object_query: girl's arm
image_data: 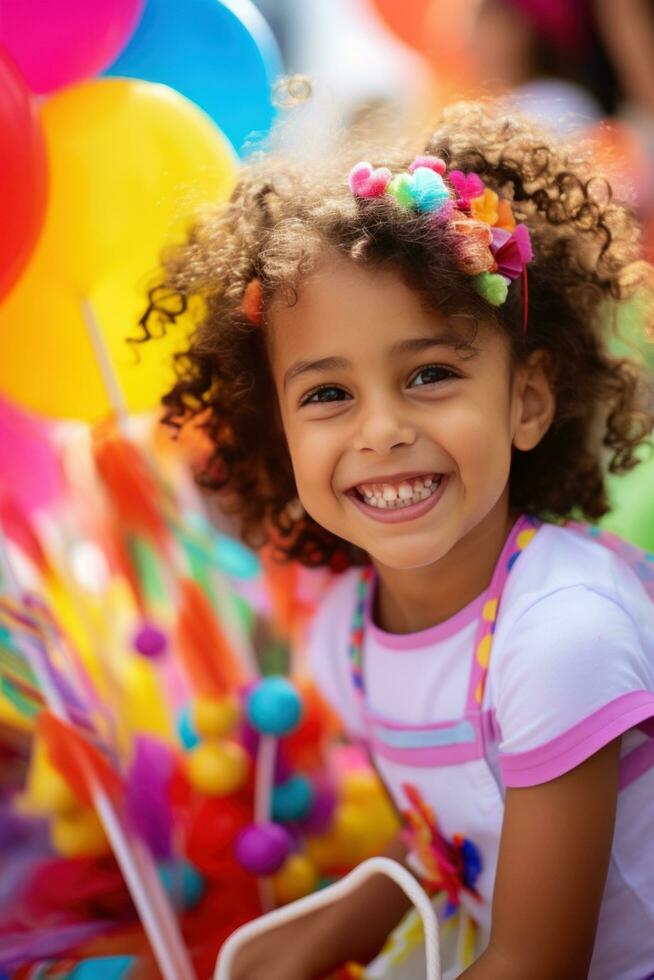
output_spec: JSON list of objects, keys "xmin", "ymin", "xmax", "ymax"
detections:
[
  {"xmin": 460, "ymin": 737, "xmax": 622, "ymax": 980},
  {"xmin": 230, "ymin": 833, "xmax": 412, "ymax": 980}
]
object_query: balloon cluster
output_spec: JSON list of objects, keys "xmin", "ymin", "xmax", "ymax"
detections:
[{"xmin": 0, "ymin": 0, "xmax": 282, "ymax": 423}]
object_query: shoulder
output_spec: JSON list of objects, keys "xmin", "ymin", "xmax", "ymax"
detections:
[
  {"xmin": 498, "ymin": 521, "xmax": 654, "ymax": 630},
  {"xmin": 306, "ymin": 567, "xmax": 365, "ymax": 737},
  {"xmin": 488, "ymin": 523, "xmax": 654, "ymax": 785}
]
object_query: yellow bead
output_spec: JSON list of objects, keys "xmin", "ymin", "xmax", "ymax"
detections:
[
  {"xmin": 306, "ymin": 803, "xmax": 371, "ymax": 871},
  {"xmin": 193, "ymin": 696, "xmax": 241, "ymax": 738},
  {"xmin": 273, "ymin": 854, "xmax": 319, "ymax": 904},
  {"xmin": 51, "ymin": 808, "xmax": 110, "ymax": 858},
  {"xmin": 186, "ymin": 740, "xmax": 249, "ymax": 796},
  {"xmin": 340, "ymin": 770, "xmax": 380, "ymax": 805}
]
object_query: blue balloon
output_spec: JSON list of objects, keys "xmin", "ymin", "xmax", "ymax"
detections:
[{"xmin": 104, "ymin": 0, "xmax": 283, "ymax": 153}]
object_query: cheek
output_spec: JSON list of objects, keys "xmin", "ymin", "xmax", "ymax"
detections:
[
  {"xmin": 443, "ymin": 387, "xmax": 514, "ymax": 480},
  {"xmin": 283, "ymin": 422, "xmax": 338, "ymax": 498}
]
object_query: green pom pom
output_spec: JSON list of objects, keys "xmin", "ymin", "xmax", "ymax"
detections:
[
  {"xmin": 387, "ymin": 173, "xmax": 414, "ymax": 208},
  {"xmin": 474, "ymin": 272, "xmax": 509, "ymax": 306}
]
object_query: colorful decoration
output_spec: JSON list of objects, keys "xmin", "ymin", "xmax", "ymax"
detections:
[
  {"xmin": 402, "ymin": 783, "xmax": 482, "ymax": 914},
  {"xmin": 348, "ymin": 156, "xmax": 533, "ymax": 309}
]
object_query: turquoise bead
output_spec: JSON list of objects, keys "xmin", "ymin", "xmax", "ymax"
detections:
[
  {"xmin": 71, "ymin": 957, "xmax": 135, "ymax": 979},
  {"xmin": 272, "ymin": 774, "xmax": 314, "ymax": 822},
  {"xmin": 246, "ymin": 676, "xmax": 302, "ymax": 736},
  {"xmin": 158, "ymin": 859, "xmax": 205, "ymax": 910},
  {"xmin": 177, "ymin": 702, "xmax": 200, "ymax": 750}
]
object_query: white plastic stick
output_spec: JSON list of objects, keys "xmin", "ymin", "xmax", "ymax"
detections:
[
  {"xmin": 214, "ymin": 856, "xmax": 441, "ymax": 980},
  {"xmin": 80, "ymin": 297, "xmax": 130, "ymax": 435},
  {"xmin": 253, "ymin": 733, "xmax": 278, "ymax": 913}
]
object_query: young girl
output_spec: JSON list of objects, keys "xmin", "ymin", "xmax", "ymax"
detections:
[{"xmin": 142, "ymin": 99, "xmax": 654, "ymax": 978}]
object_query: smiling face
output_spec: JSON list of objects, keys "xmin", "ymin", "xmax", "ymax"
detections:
[{"xmin": 268, "ymin": 253, "xmax": 547, "ymax": 572}]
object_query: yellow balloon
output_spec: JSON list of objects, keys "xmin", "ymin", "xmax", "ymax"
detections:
[{"xmin": 0, "ymin": 78, "xmax": 237, "ymax": 422}]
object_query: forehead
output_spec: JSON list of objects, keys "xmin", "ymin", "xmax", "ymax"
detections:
[{"xmin": 268, "ymin": 255, "xmax": 468, "ymax": 365}]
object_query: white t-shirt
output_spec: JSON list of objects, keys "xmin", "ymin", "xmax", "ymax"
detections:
[{"xmin": 308, "ymin": 522, "xmax": 654, "ymax": 979}]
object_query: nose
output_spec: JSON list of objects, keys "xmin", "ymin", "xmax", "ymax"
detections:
[{"xmin": 352, "ymin": 397, "xmax": 416, "ymax": 455}]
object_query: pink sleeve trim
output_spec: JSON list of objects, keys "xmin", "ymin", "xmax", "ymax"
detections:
[{"xmin": 500, "ymin": 690, "xmax": 654, "ymax": 787}]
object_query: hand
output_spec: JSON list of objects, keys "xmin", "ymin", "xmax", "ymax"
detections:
[{"xmin": 229, "ymin": 911, "xmax": 323, "ymax": 980}]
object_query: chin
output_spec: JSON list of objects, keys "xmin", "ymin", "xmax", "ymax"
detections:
[{"xmin": 368, "ymin": 541, "xmax": 451, "ymax": 572}]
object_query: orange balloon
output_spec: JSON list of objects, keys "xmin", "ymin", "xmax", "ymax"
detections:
[{"xmin": 371, "ymin": 0, "xmax": 478, "ymax": 87}]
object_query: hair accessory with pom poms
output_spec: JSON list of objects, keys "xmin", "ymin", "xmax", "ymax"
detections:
[
  {"xmin": 241, "ymin": 278, "xmax": 263, "ymax": 326},
  {"xmin": 347, "ymin": 156, "xmax": 532, "ymax": 330}
]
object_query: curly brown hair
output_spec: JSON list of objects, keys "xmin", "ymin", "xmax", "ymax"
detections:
[{"xmin": 136, "ymin": 98, "xmax": 654, "ymax": 570}]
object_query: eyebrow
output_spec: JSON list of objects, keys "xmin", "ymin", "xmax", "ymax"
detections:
[{"xmin": 283, "ymin": 333, "xmax": 470, "ymax": 390}]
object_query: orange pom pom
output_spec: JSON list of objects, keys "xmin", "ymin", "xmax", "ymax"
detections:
[
  {"xmin": 496, "ymin": 199, "xmax": 516, "ymax": 231},
  {"xmin": 241, "ymin": 278, "xmax": 263, "ymax": 326},
  {"xmin": 470, "ymin": 187, "xmax": 499, "ymax": 226}
]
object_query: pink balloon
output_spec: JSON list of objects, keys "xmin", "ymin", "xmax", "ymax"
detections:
[
  {"xmin": 0, "ymin": 0, "xmax": 146, "ymax": 94},
  {"xmin": 0, "ymin": 395, "xmax": 63, "ymax": 513}
]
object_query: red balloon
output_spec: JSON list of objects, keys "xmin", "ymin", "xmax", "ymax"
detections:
[{"xmin": 0, "ymin": 48, "xmax": 47, "ymax": 303}]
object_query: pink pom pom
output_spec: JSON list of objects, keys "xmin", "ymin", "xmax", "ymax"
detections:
[
  {"xmin": 348, "ymin": 161, "xmax": 392, "ymax": 198},
  {"xmin": 448, "ymin": 171, "xmax": 484, "ymax": 209},
  {"xmin": 408, "ymin": 155, "xmax": 446, "ymax": 175}
]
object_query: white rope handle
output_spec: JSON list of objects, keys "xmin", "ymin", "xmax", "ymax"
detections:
[{"xmin": 214, "ymin": 855, "xmax": 441, "ymax": 980}]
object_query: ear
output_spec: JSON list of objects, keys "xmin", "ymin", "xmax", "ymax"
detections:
[{"xmin": 512, "ymin": 349, "xmax": 556, "ymax": 451}]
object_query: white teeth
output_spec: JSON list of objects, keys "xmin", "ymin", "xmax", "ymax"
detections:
[
  {"xmin": 354, "ymin": 474, "xmax": 443, "ymax": 511},
  {"xmin": 354, "ymin": 474, "xmax": 442, "ymax": 510}
]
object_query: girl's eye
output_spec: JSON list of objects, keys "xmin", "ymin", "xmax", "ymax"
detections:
[
  {"xmin": 300, "ymin": 384, "xmax": 350, "ymax": 406},
  {"xmin": 408, "ymin": 364, "xmax": 458, "ymax": 387}
]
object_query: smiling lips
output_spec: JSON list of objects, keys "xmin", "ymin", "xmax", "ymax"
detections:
[{"xmin": 353, "ymin": 473, "xmax": 442, "ymax": 510}]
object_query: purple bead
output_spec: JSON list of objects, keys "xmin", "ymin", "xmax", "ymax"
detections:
[
  {"xmin": 299, "ymin": 781, "xmax": 337, "ymax": 835},
  {"xmin": 133, "ymin": 622, "xmax": 168, "ymax": 659},
  {"xmin": 234, "ymin": 822, "xmax": 291, "ymax": 875}
]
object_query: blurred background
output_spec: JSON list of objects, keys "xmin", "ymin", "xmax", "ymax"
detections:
[{"xmin": 0, "ymin": 1, "xmax": 653, "ymax": 978}]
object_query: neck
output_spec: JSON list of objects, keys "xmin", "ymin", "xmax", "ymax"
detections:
[{"xmin": 373, "ymin": 495, "xmax": 517, "ymax": 634}]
